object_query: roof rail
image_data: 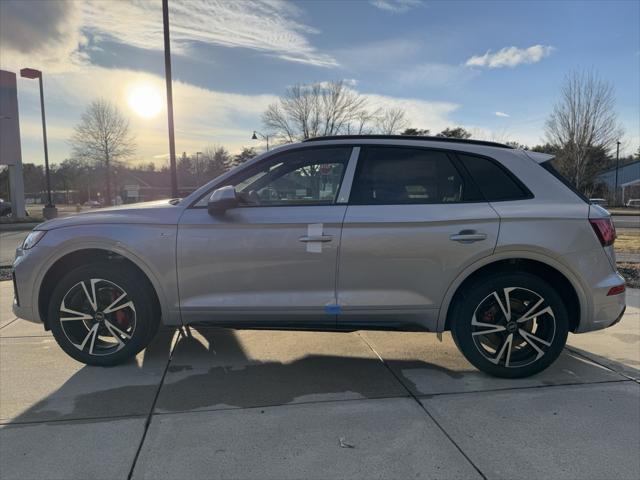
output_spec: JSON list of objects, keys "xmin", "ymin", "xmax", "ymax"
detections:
[{"xmin": 302, "ymin": 135, "xmax": 515, "ymax": 149}]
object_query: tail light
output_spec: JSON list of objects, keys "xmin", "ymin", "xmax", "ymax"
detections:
[{"xmin": 589, "ymin": 218, "xmax": 616, "ymax": 247}]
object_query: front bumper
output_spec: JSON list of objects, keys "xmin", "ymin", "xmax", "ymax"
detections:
[
  {"xmin": 12, "ymin": 297, "xmax": 37, "ymax": 324},
  {"xmin": 11, "ymin": 246, "xmax": 43, "ymax": 325}
]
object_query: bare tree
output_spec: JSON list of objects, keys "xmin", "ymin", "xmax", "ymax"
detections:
[
  {"xmin": 376, "ymin": 108, "xmax": 409, "ymax": 135},
  {"xmin": 201, "ymin": 144, "xmax": 231, "ymax": 178},
  {"xmin": 263, "ymin": 80, "xmax": 391, "ymax": 142},
  {"xmin": 69, "ymin": 99, "xmax": 135, "ymax": 205},
  {"xmin": 545, "ymin": 70, "xmax": 623, "ymax": 191}
]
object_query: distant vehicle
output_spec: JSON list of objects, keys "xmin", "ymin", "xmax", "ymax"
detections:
[
  {"xmin": 0, "ymin": 199, "xmax": 12, "ymax": 217},
  {"xmin": 625, "ymin": 199, "xmax": 640, "ymax": 208},
  {"xmin": 83, "ymin": 200, "xmax": 102, "ymax": 208},
  {"xmin": 589, "ymin": 198, "xmax": 608, "ymax": 207},
  {"xmin": 11, "ymin": 136, "xmax": 626, "ymax": 378}
]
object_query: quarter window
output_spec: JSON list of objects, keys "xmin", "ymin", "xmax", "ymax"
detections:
[
  {"xmin": 458, "ymin": 154, "xmax": 531, "ymax": 201},
  {"xmin": 350, "ymin": 147, "xmax": 467, "ymax": 204}
]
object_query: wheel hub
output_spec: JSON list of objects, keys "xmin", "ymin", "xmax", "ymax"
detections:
[
  {"xmin": 94, "ymin": 311, "xmax": 105, "ymax": 323},
  {"xmin": 505, "ymin": 321, "xmax": 518, "ymax": 333}
]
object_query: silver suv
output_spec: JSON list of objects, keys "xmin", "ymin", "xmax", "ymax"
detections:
[{"xmin": 12, "ymin": 136, "xmax": 626, "ymax": 378}]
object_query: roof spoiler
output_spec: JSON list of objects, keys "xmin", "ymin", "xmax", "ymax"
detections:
[{"xmin": 524, "ymin": 151, "xmax": 554, "ymax": 164}]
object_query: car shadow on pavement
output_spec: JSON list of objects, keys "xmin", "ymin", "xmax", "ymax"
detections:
[
  {"xmin": 5, "ymin": 324, "xmax": 636, "ymax": 425},
  {"xmin": 5, "ymin": 326, "xmax": 414, "ymax": 424}
]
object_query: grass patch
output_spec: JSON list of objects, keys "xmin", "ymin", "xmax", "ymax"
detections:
[{"xmin": 616, "ymin": 233, "xmax": 640, "ymax": 254}]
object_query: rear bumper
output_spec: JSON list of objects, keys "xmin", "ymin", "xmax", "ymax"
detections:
[{"xmin": 575, "ymin": 272, "xmax": 626, "ymax": 333}]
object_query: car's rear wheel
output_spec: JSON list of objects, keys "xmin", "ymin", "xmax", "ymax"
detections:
[
  {"xmin": 48, "ymin": 263, "xmax": 159, "ymax": 366},
  {"xmin": 450, "ymin": 272, "xmax": 569, "ymax": 378}
]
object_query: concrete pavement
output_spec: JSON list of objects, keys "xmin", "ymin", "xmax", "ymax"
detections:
[{"xmin": 0, "ymin": 281, "xmax": 639, "ymax": 479}]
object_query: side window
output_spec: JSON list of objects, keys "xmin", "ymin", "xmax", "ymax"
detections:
[
  {"xmin": 350, "ymin": 147, "xmax": 466, "ymax": 205},
  {"xmin": 458, "ymin": 154, "xmax": 531, "ymax": 201},
  {"xmin": 235, "ymin": 147, "xmax": 351, "ymax": 206}
]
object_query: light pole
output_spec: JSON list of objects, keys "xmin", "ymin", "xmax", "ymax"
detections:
[
  {"xmin": 162, "ymin": 0, "xmax": 178, "ymax": 198},
  {"xmin": 20, "ymin": 68, "xmax": 57, "ymax": 219},
  {"xmin": 251, "ymin": 130, "xmax": 270, "ymax": 151},
  {"xmin": 195, "ymin": 151, "xmax": 202, "ymax": 177},
  {"xmin": 614, "ymin": 140, "xmax": 621, "ymax": 206}
]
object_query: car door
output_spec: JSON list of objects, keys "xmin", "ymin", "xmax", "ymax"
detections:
[
  {"xmin": 337, "ymin": 145, "xmax": 500, "ymax": 331},
  {"xmin": 177, "ymin": 146, "xmax": 356, "ymax": 326}
]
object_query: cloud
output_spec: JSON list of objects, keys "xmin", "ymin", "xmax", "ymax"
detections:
[
  {"xmin": 370, "ymin": 0, "xmax": 423, "ymax": 13},
  {"xmin": 0, "ymin": 0, "xmax": 337, "ymax": 72},
  {"xmin": 16, "ymin": 65, "xmax": 279, "ymax": 165},
  {"xmin": 0, "ymin": 0, "xmax": 87, "ymax": 72},
  {"xmin": 362, "ymin": 92, "xmax": 460, "ymax": 132},
  {"xmin": 465, "ymin": 45, "xmax": 554, "ymax": 68},
  {"xmin": 495, "ymin": 111, "xmax": 510, "ymax": 118},
  {"xmin": 82, "ymin": 0, "xmax": 337, "ymax": 67},
  {"xmin": 398, "ymin": 63, "xmax": 479, "ymax": 87}
]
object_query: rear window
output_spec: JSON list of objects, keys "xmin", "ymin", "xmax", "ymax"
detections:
[
  {"xmin": 458, "ymin": 154, "xmax": 532, "ymax": 201},
  {"xmin": 540, "ymin": 160, "xmax": 589, "ymax": 203}
]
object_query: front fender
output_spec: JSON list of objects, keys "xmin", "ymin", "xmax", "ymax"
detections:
[{"xmin": 27, "ymin": 224, "xmax": 180, "ymax": 326}]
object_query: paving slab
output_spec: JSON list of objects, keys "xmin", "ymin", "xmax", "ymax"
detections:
[
  {"xmin": 0, "ymin": 416, "xmax": 145, "ymax": 480},
  {"xmin": 133, "ymin": 397, "xmax": 482, "ymax": 480},
  {"xmin": 0, "ymin": 281, "xmax": 16, "ymax": 328},
  {"xmin": 360, "ymin": 331, "xmax": 626, "ymax": 396},
  {"xmin": 0, "ymin": 317, "xmax": 51, "ymax": 337},
  {"xmin": 422, "ymin": 382, "xmax": 640, "ymax": 480},
  {"xmin": 568, "ymin": 288, "xmax": 640, "ymax": 379},
  {"xmin": 0, "ymin": 329, "xmax": 176, "ymax": 423},
  {"xmin": 155, "ymin": 327, "xmax": 406, "ymax": 413}
]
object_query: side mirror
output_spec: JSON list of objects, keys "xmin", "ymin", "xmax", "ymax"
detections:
[{"xmin": 208, "ymin": 186, "xmax": 239, "ymax": 215}]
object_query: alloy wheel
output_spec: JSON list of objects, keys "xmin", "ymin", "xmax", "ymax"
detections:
[
  {"xmin": 59, "ymin": 278, "xmax": 137, "ymax": 356},
  {"xmin": 470, "ymin": 287, "xmax": 556, "ymax": 368}
]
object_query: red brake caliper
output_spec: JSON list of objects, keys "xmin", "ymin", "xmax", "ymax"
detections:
[{"xmin": 112, "ymin": 291, "xmax": 130, "ymax": 329}]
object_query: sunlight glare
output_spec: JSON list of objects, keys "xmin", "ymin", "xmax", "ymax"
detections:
[{"xmin": 127, "ymin": 83, "xmax": 163, "ymax": 119}]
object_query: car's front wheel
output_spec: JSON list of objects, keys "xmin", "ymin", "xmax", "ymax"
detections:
[
  {"xmin": 450, "ymin": 271, "xmax": 569, "ymax": 378},
  {"xmin": 48, "ymin": 263, "xmax": 159, "ymax": 366}
]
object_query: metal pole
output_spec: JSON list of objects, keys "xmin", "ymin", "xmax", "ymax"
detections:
[
  {"xmin": 38, "ymin": 75, "xmax": 53, "ymax": 207},
  {"xmin": 266, "ymin": 135, "xmax": 269, "ymax": 151},
  {"xmin": 163, "ymin": 0, "xmax": 178, "ymax": 198},
  {"xmin": 614, "ymin": 141, "xmax": 620, "ymax": 207}
]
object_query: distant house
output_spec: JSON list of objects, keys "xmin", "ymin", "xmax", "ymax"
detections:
[
  {"xmin": 595, "ymin": 160, "xmax": 640, "ymax": 204},
  {"xmin": 118, "ymin": 170, "xmax": 199, "ymax": 203}
]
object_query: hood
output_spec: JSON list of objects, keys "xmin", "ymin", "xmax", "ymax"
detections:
[{"xmin": 36, "ymin": 199, "xmax": 184, "ymax": 231}]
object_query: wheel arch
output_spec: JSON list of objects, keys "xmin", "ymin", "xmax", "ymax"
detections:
[
  {"xmin": 439, "ymin": 252, "xmax": 586, "ymax": 333},
  {"xmin": 37, "ymin": 247, "xmax": 167, "ymax": 330}
]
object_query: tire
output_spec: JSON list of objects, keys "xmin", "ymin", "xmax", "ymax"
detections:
[
  {"xmin": 450, "ymin": 271, "xmax": 569, "ymax": 378},
  {"xmin": 48, "ymin": 262, "xmax": 159, "ymax": 366}
]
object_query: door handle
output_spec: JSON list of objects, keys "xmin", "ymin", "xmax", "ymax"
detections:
[
  {"xmin": 449, "ymin": 230, "xmax": 487, "ymax": 243},
  {"xmin": 299, "ymin": 235, "xmax": 333, "ymax": 243}
]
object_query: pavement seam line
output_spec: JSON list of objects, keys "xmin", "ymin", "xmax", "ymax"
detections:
[
  {"xmin": 356, "ymin": 332, "xmax": 488, "ymax": 480},
  {"xmin": 565, "ymin": 346, "xmax": 640, "ymax": 384},
  {"xmin": 0, "ymin": 317, "xmax": 19, "ymax": 330},
  {"xmin": 126, "ymin": 330, "xmax": 180, "ymax": 480},
  {"xmin": 414, "ymin": 378, "xmax": 634, "ymax": 399}
]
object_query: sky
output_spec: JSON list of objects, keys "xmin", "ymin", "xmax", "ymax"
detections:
[{"xmin": 0, "ymin": 0, "xmax": 638, "ymax": 169}]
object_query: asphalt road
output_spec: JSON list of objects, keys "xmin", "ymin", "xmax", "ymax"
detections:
[
  {"xmin": 0, "ymin": 281, "xmax": 638, "ymax": 479},
  {"xmin": 0, "ymin": 231, "xmax": 28, "ymax": 266},
  {"xmin": 613, "ymin": 215, "xmax": 640, "ymax": 229}
]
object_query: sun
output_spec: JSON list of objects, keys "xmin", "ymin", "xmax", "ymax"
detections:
[{"xmin": 127, "ymin": 83, "xmax": 163, "ymax": 119}]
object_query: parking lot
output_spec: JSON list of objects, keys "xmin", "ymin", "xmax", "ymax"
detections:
[{"xmin": 0, "ymin": 280, "xmax": 638, "ymax": 479}]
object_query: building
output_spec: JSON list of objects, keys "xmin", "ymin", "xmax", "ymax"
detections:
[{"xmin": 595, "ymin": 160, "xmax": 640, "ymax": 205}]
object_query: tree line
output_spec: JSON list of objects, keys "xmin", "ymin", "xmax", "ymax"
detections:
[{"xmin": 1, "ymin": 70, "xmax": 636, "ymax": 204}]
